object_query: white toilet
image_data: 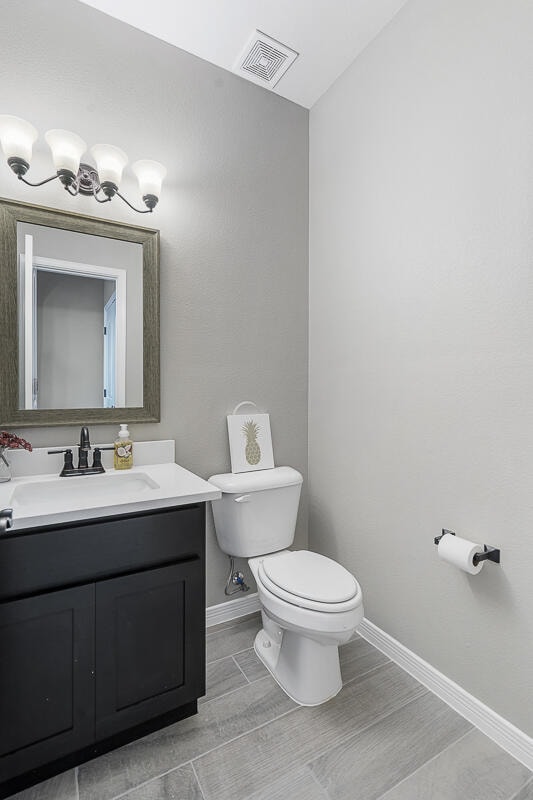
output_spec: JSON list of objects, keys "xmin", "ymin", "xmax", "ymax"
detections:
[{"xmin": 208, "ymin": 466, "xmax": 364, "ymax": 706}]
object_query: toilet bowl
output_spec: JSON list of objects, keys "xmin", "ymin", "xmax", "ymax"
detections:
[
  {"xmin": 208, "ymin": 467, "xmax": 364, "ymax": 706},
  {"xmin": 249, "ymin": 550, "xmax": 363, "ymax": 705}
]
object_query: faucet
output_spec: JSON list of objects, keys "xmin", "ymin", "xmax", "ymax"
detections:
[
  {"xmin": 48, "ymin": 426, "xmax": 114, "ymax": 477},
  {"xmin": 78, "ymin": 426, "xmax": 91, "ymax": 469}
]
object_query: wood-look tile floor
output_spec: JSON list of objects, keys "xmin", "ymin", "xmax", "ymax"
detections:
[{"xmin": 9, "ymin": 613, "xmax": 532, "ymax": 800}]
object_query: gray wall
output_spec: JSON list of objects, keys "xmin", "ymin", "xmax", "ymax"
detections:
[
  {"xmin": 309, "ymin": 0, "xmax": 533, "ymax": 735},
  {"xmin": 0, "ymin": 0, "xmax": 309, "ymax": 607}
]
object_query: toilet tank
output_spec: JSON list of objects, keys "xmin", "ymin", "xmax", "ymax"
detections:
[{"xmin": 208, "ymin": 467, "xmax": 303, "ymax": 558}]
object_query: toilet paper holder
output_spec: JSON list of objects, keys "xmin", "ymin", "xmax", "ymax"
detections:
[{"xmin": 434, "ymin": 529, "xmax": 501, "ymax": 566}]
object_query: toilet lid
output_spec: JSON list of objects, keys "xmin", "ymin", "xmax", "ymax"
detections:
[{"xmin": 261, "ymin": 550, "xmax": 357, "ymax": 604}]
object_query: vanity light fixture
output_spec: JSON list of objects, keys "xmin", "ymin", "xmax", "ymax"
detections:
[{"xmin": 0, "ymin": 115, "xmax": 166, "ymax": 213}]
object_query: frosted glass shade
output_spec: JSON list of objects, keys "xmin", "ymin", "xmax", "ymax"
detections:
[
  {"xmin": 131, "ymin": 159, "xmax": 166, "ymax": 198},
  {"xmin": 90, "ymin": 143, "xmax": 128, "ymax": 187},
  {"xmin": 45, "ymin": 129, "xmax": 86, "ymax": 175},
  {"xmin": 0, "ymin": 115, "xmax": 38, "ymax": 163}
]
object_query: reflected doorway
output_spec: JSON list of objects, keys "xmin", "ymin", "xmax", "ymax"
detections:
[{"xmin": 19, "ymin": 234, "xmax": 127, "ymax": 410}]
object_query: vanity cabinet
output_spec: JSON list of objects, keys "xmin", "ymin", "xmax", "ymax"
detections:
[
  {"xmin": 0, "ymin": 504, "xmax": 206, "ymax": 797},
  {"xmin": 0, "ymin": 585, "xmax": 95, "ymax": 776},
  {"xmin": 95, "ymin": 559, "xmax": 204, "ymax": 739}
]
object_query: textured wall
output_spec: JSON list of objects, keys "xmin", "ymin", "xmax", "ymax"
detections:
[
  {"xmin": 0, "ymin": 0, "xmax": 309, "ymax": 606},
  {"xmin": 310, "ymin": 0, "xmax": 533, "ymax": 735}
]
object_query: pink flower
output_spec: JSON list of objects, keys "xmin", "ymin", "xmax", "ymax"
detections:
[{"xmin": 0, "ymin": 431, "xmax": 32, "ymax": 452}]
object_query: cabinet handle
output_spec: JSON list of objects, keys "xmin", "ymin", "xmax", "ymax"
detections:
[
  {"xmin": 234, "ymin": 495, "xmax": 251, "ymax": 503},
  {"xmin": 0, "ymin": 508, "xmax": 13, "ymax": 533}
]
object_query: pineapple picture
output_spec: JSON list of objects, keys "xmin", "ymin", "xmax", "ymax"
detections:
[
  {"xmin": 242, "ymin": 419, "xmax": 261, "ymax": 465},
  {"xmin": 227, "ymin": 411, "xmax": 273, "ymax": 473}
]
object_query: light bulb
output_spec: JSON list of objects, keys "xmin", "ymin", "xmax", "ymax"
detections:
[
  {"xmin": 0, "ymin": 115, "xmax": 38, "ymax": 164},
  {"xmin": 90, "ymin": 143, "xmax": 128, "ymax": 188},
  {"xmin": 45, "ymin": 129, "xmax": 86, "ymax": 176},
  {"xmin": 131, "ymin": 159, "xmax": 167, "ymax": 200}
]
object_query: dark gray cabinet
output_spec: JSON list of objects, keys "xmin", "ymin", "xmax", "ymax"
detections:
[
  {"xmin": 0, "ymin": 585, "xmax": 95, "ymax": 781},
  {"xmin": 0, "ymin": 504, "xmax": 206, "ymax": 797},
  {"xmin": 95, "ymin": 559, "xmax": 204, "ymax": 739}
]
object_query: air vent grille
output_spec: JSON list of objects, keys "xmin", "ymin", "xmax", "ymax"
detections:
[{"xmin": 234, "ymin": 30, "xmax": 298, "ymax": 88}]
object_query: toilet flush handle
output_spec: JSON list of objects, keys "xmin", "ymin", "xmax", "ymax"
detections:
[{"xmin": 234, "ymin": 494, "xmax": 251, "ymax": 503}]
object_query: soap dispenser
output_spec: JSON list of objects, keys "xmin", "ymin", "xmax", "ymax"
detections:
[{"xmin": 114, "ymin": 424, "xmax": 133, "ymax": 470}]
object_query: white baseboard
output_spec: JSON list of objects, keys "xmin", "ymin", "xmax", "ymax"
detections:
[
  {"xmin": 358, "ymin": 618, "xmax": 533, "ymax": 771},
  {"xmin": 206, "ymin": 592, "xmax": 260, "ymax": 628},
  {"xmin": 204, "ymin": 601, "xmax": 532, "ymax": 769}
]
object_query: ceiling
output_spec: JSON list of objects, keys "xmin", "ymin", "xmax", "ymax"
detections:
[{"xmin": 79, "ymin": 0, "xmax": 407, "ymax": 108}]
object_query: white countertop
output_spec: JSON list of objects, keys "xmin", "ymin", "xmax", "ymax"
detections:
[{"xmin": 0, "ymin": 441, "xmax": 221, "ymax": 532}]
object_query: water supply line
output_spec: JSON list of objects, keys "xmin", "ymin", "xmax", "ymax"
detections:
[{"xmin": 224, "ymin": 555, "xmax": 250, "ymax": 596}]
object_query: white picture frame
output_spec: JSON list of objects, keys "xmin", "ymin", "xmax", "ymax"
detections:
[{"xmin": 227, "ymin": 412, "xmax": 274, "ymax": 473}]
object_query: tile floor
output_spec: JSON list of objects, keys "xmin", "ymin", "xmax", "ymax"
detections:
[{"xmin": 9, "ymin": 613, "xmax": 533, "ymax": 800}]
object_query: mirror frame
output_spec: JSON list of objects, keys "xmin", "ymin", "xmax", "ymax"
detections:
[{"xmin": 0, "ymin": 198, "xmax": 160, "ymax": 426}]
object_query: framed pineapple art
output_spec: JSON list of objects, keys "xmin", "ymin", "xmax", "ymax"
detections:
[{"xmin": 227, "ymin": 403, "xmax": 275, "ymax": 473}]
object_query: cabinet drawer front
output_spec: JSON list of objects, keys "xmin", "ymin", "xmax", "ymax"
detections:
[
  {"xmin": 0, "ymin": 505, "xmax": 205, "ymax": 601},
  {"xmin": 95, "ymin": 560, "xmax": 204, "ymax": 739},
  {"xmin": 0, "ymin": 585, "xmax": 95, "ymax": 782}
]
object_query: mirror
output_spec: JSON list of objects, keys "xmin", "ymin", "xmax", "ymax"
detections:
[
  {"xmin": 17, "ymin": 223, "xmax": 144, "ymax": 410},
  {"xmin": 0, "ymin": 198, "xmax": 160, "ymax": 426}
]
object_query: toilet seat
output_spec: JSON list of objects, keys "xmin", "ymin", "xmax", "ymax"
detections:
[{"xmin": 257, "ymin": 550, "xmax": 360, "ymax": 614}]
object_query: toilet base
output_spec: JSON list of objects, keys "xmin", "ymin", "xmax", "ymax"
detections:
[{"xmin": 254, "ymin": 626, "xmax": 343, "ymax": 706}]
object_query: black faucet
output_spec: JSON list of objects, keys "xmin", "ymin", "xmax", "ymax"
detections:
[
  {"xmin": 48, "ymin": 426, "xmax": 114, "ymax": 477},
  {"xmin": 78, "ymin": 426, "xmax": 91, "ymax": 469}
]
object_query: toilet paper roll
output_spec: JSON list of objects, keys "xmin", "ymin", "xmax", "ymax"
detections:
[{"xmin": 437, "ymin": 533, "xmax": 485, "ymax": 575}]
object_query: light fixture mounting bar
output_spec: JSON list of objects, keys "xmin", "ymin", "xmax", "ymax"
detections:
[{"xmin": 8, "ymin": 159, "xmax": 156, "ymax": 213}]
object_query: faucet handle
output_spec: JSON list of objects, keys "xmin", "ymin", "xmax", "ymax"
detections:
[
  {"xmin": 92, "ymin": 448, "xmax": 103, "ymax": 470},
  {"xmin": 92, "ymin": 446, "xmax": 114, "ymax": 471},
  {"xmin": 48, "ymin": 448, "xmax": 74, "ymax": 475}
]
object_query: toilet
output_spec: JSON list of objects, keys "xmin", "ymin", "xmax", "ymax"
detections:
[{"xmin": 208, "ymin": 467, "xmax": 364, "ymax": 706}]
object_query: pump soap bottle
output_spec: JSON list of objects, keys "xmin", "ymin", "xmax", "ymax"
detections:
[{"xmin": 114, "ymin": 424, "xmax": 133, "ymax": 470}]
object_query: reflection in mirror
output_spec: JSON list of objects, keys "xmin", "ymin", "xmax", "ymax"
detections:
[{"xmin": 17, "ymin": 223, "xmax": 143, "ymax": 410}]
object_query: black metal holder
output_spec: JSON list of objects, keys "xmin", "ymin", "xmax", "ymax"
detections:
[
  {"xmin": 434, "ymin": 529, "xmax": 501, "ymax": 566},
  {"xmin": 473, "ymin": 546, "xmax": 501, "ymax": 566},
  {"xmin": 434, "ymin": 528, "xmax": 455, "ymax": 546}
]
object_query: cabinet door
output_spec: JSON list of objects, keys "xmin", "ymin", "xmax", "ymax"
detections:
[
  {"xmin": 95, "ymin": 560, "xmax": 204, "ymax": 738},
  {"xmin": 0, "ymin": 585, "xmax": 95, "ymax": 782}
]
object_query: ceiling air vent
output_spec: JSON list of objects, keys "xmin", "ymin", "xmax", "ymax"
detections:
[{"xmin": 233, "ymin": 30, "xmax": 298, "ymax": 89}]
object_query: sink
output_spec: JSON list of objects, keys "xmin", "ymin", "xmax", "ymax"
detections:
[
  {"xmin": 0, "ymin": 459, "xmax": 221, "ymax": 532},
  {"xmin": 11, "ymin": 472, "xmax": 160, "ymax": 517}
]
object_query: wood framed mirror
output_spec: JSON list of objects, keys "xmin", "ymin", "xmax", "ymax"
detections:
[{"xmin": 0, "ymin": 198, "xmax": 160, "ymax": 426}]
